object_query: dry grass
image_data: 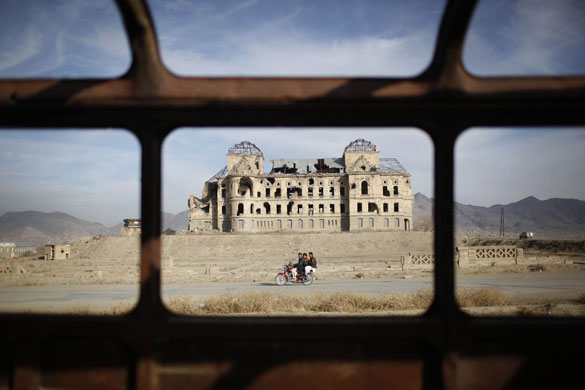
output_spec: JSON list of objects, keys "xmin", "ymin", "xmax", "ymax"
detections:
[
  {"xmin": 41, "ymin": 287, "xmax": 585, "ymax": 317},
  {"xmin": 59, "ymin": 302, "xmax": 135, "ymax": 316},
  {"xmin": 164, "ymin": 291, "xmax": 434, "ymax": 315},
  {"xmin": 456, "ymin": 288, "xmax": 508, "ymax": 307},
  {"xmin": 517, "ymin": 305, "xmax": 551, "ymax": 317},
  {"xmin": 40, "ymin": 288, "xmax": 509, "ymax": 316},
  {"xmin": 160, "ymin": 288, "xmax": 508, "ymax": 316},
  {"xmin": 528, "ymin": 264, "xmax": 546, "ymax": 272}
]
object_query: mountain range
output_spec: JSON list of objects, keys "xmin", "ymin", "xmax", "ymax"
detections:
[
  {"xmin": 414, "ymin": 193, "xmax": 585, "ymax": 238},
  {"xmin": 0, "ymin": 210, "xmax": 190, "ymax": 246},
  {"xmin": 1, "ymin": 195, "xmax": 584, "ymax": 245}
]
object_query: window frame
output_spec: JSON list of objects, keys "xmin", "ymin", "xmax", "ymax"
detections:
[{"xmin": 1, "ymin": 0, "xmax": 584, "ymax": 388}]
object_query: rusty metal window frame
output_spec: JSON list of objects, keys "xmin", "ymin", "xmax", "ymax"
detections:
[{"xmin": 1, "ymin": 0, "xmax": 584, "ymax": 388}]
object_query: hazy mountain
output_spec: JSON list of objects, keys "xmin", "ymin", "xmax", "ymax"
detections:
[
  {"xmin": 413, "ymin": 193, "xmax": 585, "ymax": 238},
  {"xmin": 0, "ymin": 211, "xmax": 112, "ymax": 246},
  {"xmin": 3, "ymin": 195, "xmax": 584, "ymax": 246},
  {"xmin": 413, "ymin": 193, "xmax": 434, "ymax": 231},
  {"xmin": 162, "ymin": 210, "xmax": 190, "ymax": 233}
]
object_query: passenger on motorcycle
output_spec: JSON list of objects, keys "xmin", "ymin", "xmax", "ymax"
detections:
[
  {"xmin": 308, "ymin": 252, "xmax": 317, "ymax": 269},
  {"xmin": 296, "ymin": 253, "xmax": 308, "ymax": 278}
]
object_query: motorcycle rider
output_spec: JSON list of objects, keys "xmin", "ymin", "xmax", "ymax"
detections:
[{"xmin": 296, "ymin": 252, "xmax": 308, "ymax": 278}]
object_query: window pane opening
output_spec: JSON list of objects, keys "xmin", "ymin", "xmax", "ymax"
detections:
[
  {"xmin": 455, "ymin": 127, "xmax": 585, "ymax": 317},
  {"xmin": 147, "ymin": 0, "xmax": 448, "ymax": 77},
  {"xmin": 0, "ymin": 0, "xmax": 132, "ymax": 78},
  {"xmin": 161, "ymin": 128, "xmax": 434, "ymax": 317},
  {"xmin": 0, "ymin": 129, "xmax": 140, "ymax": 314},
  {"xmin": 463, "ymin": 0, "xmax": 585, "ymax": 76}
]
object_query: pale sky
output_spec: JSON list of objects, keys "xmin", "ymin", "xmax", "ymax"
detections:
[{"xmin": 1, "ymin": 0, "xmax": 584, "ymax": 225}]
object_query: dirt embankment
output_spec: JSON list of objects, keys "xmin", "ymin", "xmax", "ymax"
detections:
[
  {"xmin": 3, "ymin": 232, "xmax": 585, "ymax": 287},
  {"xmin": 162, "ymin": 230, "xmax": 433, "ymax": 260},
  {"xmin": 1, "ymin": 232, "xmax": 433, "ymax": 286}
]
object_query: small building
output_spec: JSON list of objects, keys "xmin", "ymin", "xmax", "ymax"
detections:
[
  {"xmin": 120, "ymin": 218, "xmax": 142, "ymax": 237},
  {"xmin": 0, "ymin": 242, "xmax": 16, "ymax": 259},
  {"xmin": 1, "ymin": 242, "xmax": 37, "ymax": 259},
  {"xmin": 44, "ymin": 245, "xmax": 71, "ymax": 260}
]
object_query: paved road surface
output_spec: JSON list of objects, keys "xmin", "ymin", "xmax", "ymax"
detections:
[{"xmin": 0, "ymin": 272, "xmax": 584, "ymax": 312}]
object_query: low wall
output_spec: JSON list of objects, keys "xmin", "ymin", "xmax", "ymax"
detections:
[
  {"xmin": 457, "ymin": 246, "xmax": 521, "ymax": 267},
  {"xmin": 402, "ymin": 246, "xmax": 526, "ymax": 270}
]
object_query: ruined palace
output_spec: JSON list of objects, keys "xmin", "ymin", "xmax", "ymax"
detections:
[{"xmin": 188, "ymin": 139, "xmax": 413, "ymax": 233}]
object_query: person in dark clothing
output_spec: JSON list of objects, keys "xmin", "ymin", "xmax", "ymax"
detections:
[
  {"xmin": 308, "ymin": 252, "xmax": 317, "ymax": 269},
  {"xmin": 296, "ymin": 252, "xmax": 308, "ymax": 277}
]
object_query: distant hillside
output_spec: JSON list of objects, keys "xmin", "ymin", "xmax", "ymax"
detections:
[
  {"xmin": 0, "ymin": 209, "xmax": 191, "ymax": 246},
  {"xmin": 413, "ymin": 193, "xmax": 434, "ymax": 231},
  {"xmin": 413, "ymin": 193, "xmax": 585, "ymax": 239},
  {"xmin": 0, "ymin": 211, "xmax": 112, "ymax": 246},
  {"xmin": 3, "ymin": 195, "xmax": 584, "ymax": 245},
  {"xmin": 162, "ymin": 210, "xmax": 189, "ymax": 233}
]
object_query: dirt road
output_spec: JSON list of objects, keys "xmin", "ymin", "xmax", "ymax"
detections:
[{"xmin": 1, "ymin": 271, "xmax": 583, "ymax": 313}]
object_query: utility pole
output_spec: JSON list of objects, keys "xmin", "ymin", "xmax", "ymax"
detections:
[{"xmin": 500, "ymin": 208, "xmax": 505, "ymax": 237}]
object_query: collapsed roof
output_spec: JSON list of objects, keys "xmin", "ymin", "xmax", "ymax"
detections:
[
  {"xmin": 270, "ymin": 158, "xmax": 344, "ymax": 174},
  {"xmin": 270, "ymin": 157, "xmax": 408, "ymax": 175}
]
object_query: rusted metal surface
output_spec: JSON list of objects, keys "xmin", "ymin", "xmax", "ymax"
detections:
[{"xmin": 1, "ymin": 0, "xmax": 585, "ymax": 389}]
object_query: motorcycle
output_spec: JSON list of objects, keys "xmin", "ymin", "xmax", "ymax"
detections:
[{"xmin": 275, "ymin": 264, "xmax": 315, "ymax": 285}]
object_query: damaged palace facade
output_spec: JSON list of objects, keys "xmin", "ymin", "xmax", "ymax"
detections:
[{"xmin": 188, "ymin": 139, "xmax": 413, "ymax": 233}]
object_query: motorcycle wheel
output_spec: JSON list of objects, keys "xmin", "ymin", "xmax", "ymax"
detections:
[
  {"xmin": 275, "ymin": 274, "xmax": 287, "ymax": 286},
  {"xmin": 302, "ymin": 273, "xmax": 314, "ymax": 285}
]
